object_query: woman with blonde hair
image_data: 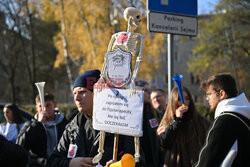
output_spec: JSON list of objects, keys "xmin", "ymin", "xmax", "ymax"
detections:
[{"xmin": 157, "ymin": 87, "xmax": 211, "ymax": 167}]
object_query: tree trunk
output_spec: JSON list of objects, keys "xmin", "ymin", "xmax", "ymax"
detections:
[
  {"xmin": 77, "ymin": 0, "xmax": 97, "ymax": 59},
  {"xmin": 60, "ymin": 0, "xmax": 74, "ymax": 91},
  {"xmin": 25, "ymin": 0, "xmax": 37, "ymax": 102}
]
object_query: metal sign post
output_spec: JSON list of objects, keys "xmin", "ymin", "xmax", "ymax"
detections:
[
  {"xmin": 147, "ymin": 0, "xmax": 197, "ymax": 97},
  {"xmin": 168, "ymin": 34, "xmax": 174, "ymax": 96}
]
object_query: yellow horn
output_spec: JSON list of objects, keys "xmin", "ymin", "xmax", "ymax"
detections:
[
  {"xmin": 109, "ymin": 160, "xmax": 122, "ymax": 167},
  {"xmin": 110, "ymin": 154, "xmax": 135, "ymax": 167}
]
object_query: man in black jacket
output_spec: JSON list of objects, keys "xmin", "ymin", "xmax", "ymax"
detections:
[
  {"xmin": 195, "ymin": 73, "xmax": 250, "ymax": 167},
  {"xmin": 16, "ymin": 93, "xmax": 68, "ymax": 167},
  {"xmin": 47, "ymin": 70, "xmax": 144, "ymax": 167}
]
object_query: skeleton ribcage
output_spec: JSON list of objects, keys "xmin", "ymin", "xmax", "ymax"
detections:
[{"xmin": 112, "ymin": 33, "xmax": 140, "ymax": 57}]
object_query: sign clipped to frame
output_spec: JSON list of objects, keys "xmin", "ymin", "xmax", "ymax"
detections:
[{"xmin": 93, "ymin": 88, "xmax": 144, "ymax": 137}]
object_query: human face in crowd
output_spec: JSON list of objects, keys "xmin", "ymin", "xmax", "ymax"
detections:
[
  {"xmin": 73, "ymin": 87, "xmax": 93, "ymax": 116},
  {"xmin": 144, "ymin": 89, "xmax": 151, "ymax": 104},
  {"xmin": 150, "ymin": 91, "xmax": 167, "ymax": 110},
  {"xmin": 177, "ymin": 90, "xmax": 190, "ymax": 107},
  {"xmin": 3, "ymin": 107, "xmax": 14, "ymax": 123},
  {"xmin": 36, "ymin": 100, "xmax": 56, "ymax": 122},
  {"xmin": 205, "ymin": 85, "xmax": 221, "ymax": 111}
]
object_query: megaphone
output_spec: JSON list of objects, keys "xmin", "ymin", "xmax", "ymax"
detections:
[
  {"xmin": 35, "ymin": 82, "xmax": 46, "ymax": 110},
  {"xmin": 172, "ymin": 75, "xmax": 185, "ymax": 105},
  {"xmin": 110, "ymin": 154, "xmax": 135, "ymax": 167}
]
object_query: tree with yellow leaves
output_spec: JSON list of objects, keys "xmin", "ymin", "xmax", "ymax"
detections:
[{"xmin": 42, "ymin": 0, "xmax": 166, "ymax": 88}]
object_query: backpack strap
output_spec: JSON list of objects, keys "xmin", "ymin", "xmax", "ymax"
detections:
[{"xmin": 220, "ymin": 112, "xmax": 250, "ymax": 132}]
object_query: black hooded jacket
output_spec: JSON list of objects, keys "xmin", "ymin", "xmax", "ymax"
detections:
[
  {"xmin": 47, "ymin": 112, "xmax": 145, "ymax": 167},
  {"xmin": 16, "ymin": 110, "xmax": 68, "ymax": 167}
]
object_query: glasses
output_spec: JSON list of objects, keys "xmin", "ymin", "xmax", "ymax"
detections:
[{"xmin": 205, "ymin": 91, "xmax": 219, "ymax": 98}]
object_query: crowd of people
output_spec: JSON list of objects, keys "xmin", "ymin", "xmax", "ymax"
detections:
[{"xmin": 0, "ymin": 70, "xmax": 249, "ymax": 167}]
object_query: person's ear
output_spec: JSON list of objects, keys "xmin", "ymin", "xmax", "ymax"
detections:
[{"xmin": 219, "ymin": 90, "xmax": 227, "ymax": 100}]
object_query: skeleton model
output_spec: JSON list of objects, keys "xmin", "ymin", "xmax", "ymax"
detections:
[
  {"xmin": 99, "ymin": 7, "xmax": 144, "ymax": 89},
  {"xmin": 93, "ymin": 7, "xmax": 144, "ymax": 164}
]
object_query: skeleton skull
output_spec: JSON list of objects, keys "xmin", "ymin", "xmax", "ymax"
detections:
[{"xmin": 124, "ymin": 7, "xmax": 141, "ymax": 28}]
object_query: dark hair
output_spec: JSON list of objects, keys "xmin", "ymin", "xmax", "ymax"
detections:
[
  {"xmin": 4, "ymin": 104, "xmax": 24, "ymax": 124},
  {"xmin": 158, "ymin": 87, "xmax": 207, "ymax": 146},
  {"xmin": 151, "ymin": 88, "xmax": 166, "ymax": 95},
  {"xmin": 201, "ymin": 73, "xmax": 238, "ymax": 98},
  {"xmin": 35, "ymin": 93, "xmax": 55, "ymax": 103},
  {"xmin": 159, "ymin": 87, "xmax": 195, "ymax": 127}
]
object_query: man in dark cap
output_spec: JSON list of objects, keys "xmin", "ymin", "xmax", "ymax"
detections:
[{"xmin": 47, "ymin": 70, "xmax": 144, "ymax": 167}]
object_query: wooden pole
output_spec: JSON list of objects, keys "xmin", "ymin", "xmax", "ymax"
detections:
[{"xmin": 113, "ymin": 134, "xmax": 119, "ymax": 161}]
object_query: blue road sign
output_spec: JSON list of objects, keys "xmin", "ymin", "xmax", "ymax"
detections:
[{"xmin": 148, "ymin": 0, "xmax": 197, "ymax": 16}]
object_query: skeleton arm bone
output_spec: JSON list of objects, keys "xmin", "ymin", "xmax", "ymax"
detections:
[
  {"xmin": 100, "ymin": 34, "xmax": 117, "ymax": 79},
  {"xmin": 108, "ymin": 34, "xmax": 117, "ymax": 52},
  {"xmin": 129, "ymin": 34, "xmax": 144, "ymax": 90},
  {"xmin": 92, "ymin": 131, "xmax": 106, "ymax": 163}
]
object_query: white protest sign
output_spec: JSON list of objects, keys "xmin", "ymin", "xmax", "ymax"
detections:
[{"xmin": 93, "ymin": 88, "xmax": 144, "ymax": 136}]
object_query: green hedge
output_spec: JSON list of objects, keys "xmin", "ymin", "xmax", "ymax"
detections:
[
  {"xmin": 21, "ymin": 103, "xmax": 215, "ymax": 121},
  {"xmin": 20, "ymin": 105, "xmax": 36, "ymax": 115},
  {"xmin": 196, "ymin": 103, "xmax": 214, "ymax": 121},
  {"xmin": 57, "ymin": 103, "xmax": 76, "ymax": 115},
  {"xmin": 21, "ymin": 103, "xmax": 76, "ymax": 116}
]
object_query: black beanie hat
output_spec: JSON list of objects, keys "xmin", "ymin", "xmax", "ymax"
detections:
[{"xmin": 73, "ymin": 69, "xmax": 101, "ymax": 91}]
